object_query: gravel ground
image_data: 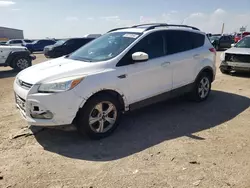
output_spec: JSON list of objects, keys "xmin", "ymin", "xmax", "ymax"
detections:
[{"xmin": 0, "ymin": 52, "xmax": 250, "ymax": 188}]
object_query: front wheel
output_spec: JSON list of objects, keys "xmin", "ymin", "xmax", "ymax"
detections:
[
  {"xmin": 13, "ymin": 56, "xmax": 31, "ymax": 72},
  {"xmin": 75, "ymin": 94, "xmax": 122, "ymax": 139},
  {"xmin": 190, "ymin": 72, "xmax": 212, "ymax": 102}
]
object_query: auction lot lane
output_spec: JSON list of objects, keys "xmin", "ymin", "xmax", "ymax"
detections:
[{"xmin": 0, "ymin": 52, "xmax": 250, "ymax": 188}]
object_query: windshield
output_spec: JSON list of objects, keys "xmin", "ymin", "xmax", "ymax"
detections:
[
  {"xmin": 234, "ymin": 37, "xmax": 250, "ymax": 48},
  {"xmin": 55, "ymin": 40, "xmax": 66, "ymax": 45},
  {"xmin": 209, "ymin": 36, "xmax": 219, "ymax": 41},
  {"xmin": 31, "ymin": 40, "xmax": 38, "ymax": 44},
  {"xmin": 68, "ymin": 32, "xmax": 141, "ymax": 62}
]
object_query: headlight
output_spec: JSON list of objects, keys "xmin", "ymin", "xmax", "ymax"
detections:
[
  {"xmin": 220, "ymin": 52, "xmax": 225, "ymax": 61},
  {"xmin": 38, "ymin": 76, "xmax": 84, "ymax": 93}
]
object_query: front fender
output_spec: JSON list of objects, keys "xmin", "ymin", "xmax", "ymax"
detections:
[{"xmin": 78, "ymin": 87, "xmax": 129, "ymax": 111}]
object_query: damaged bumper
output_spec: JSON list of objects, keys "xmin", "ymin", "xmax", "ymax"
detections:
[{"xmin": 14, "ymin": 82, "xmax": 83, "ymax": 126}]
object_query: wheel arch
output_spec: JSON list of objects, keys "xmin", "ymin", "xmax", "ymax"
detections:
[
  {"xmin": 5, "ymin": 51, "xmax": 31, "ymax": 67},
  {"xmin": 72, "ymin": 89, "xmax": 128, "ymax": 125},
  {"xmin": 79, "ymin": 88, "xmax": 129, "ymax": 111},
  {"xmin": 195, "ymin": 66, "xmax": 215, "ymax": 83}
]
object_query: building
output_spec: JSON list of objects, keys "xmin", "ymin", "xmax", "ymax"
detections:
[{"xmin": 0, "ymin": 26, "xmax": 24, "ymax": 41}]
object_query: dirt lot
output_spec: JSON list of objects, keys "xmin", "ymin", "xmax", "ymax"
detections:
[{"xmin": 0, "ymin": 52, "xmax": 250, "ymax": 188}]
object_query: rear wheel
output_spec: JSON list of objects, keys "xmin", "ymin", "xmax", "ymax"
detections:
[
  {"xmin": 13, "ymin": 56, "xmax": 31, "ymax": 72},
  {"xmin": 75, "ymin": 94, "xmax": 122, "ymax": 139},
  {"xmin": 190, "ymin": 72, "xmax": 212, "ymax": 102}
]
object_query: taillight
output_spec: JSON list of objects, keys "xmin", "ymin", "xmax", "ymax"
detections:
[{"xmin": 209, "ymin": 48, "xmax": 216, "ymax": 54}]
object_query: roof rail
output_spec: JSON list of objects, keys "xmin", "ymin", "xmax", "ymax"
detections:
[
  {"xmin": 107, "ymin": 23, "xmax": 200, "ymax": 33},
  {"xmin": 107, "ymin": 27, "xmax": 131, "ymax": 33},
  {"xmin": 143, "ymin": 23, "xmax": 200, "ymax": 31},
  {"xmin": 131, "ymin": 23, "xmax": 167, "ymax": 28}
]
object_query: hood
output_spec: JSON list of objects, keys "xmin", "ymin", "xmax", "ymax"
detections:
[
  {"xmin": 225, "ymin": 47, "xmax": 250, "ymax": 55},
  {"xmin": 17, "ymin": 57, "xmax": 107, "ymax": 84}
]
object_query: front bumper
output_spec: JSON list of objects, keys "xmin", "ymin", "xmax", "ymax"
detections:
[
  {"xmin": 14, "ymin": 81, "xmax": 83, "ymax": 126},
  {"xmin": 220, "ymin": 61, "xmax": 250, "ymax": 71}
]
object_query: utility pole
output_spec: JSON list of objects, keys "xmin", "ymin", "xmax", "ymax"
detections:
[{"xmin": 221, "ymin": 23, "xmax": 225, "ymax": 35}]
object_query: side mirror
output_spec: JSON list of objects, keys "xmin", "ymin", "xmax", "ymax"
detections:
[
  {"xmin": 231, "ymin": 43, "xmax": 235, "ymax": 47},
  {"xmin": 132, "ymin": 52, "xmax": 149, "ymax": 62}
]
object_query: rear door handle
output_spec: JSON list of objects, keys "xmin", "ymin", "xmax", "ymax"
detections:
[{"xmin": 161, "ymin": 62, "xmax": 170, "ymax": 67}]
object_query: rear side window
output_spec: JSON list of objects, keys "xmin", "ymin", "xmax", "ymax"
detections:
[
  {"xmin": 164, "ymin": 30, "xmax": 204, "ymax": 55},
  {"xmin": 43, "ymin": 40, "xmax": 54, "ymax": 45},
  {"xmin": 65, "ymin": 39, "xmax": 77, "ymax": 46},
  {"xmin": 10, "ymin": 40, "xmax": 22, "ymax": 44},
  {"xmin": 24, "ymin": 40, "xmax": 32, "ymax": 43},
  {"xmin": 192, "ymin": 32, "xmax": 205, "ymax": 48}
]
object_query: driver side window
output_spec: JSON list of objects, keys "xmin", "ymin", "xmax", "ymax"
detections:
[{"xmin": 117, "ymin": 31, "xmax": 164, "ymax": 67}]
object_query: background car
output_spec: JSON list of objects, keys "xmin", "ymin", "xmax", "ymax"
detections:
[
  {"xmin": 220, "ymin": 35, "xmax": 250, "ymax": 74},
  {"xmin": 0, "ymin": 41, "xmax": 7, "ymax": 45},
  {"xmin": 24, "ymin": 39, "xmax": 56, "ymax": 53},
  {"xmin": 209, "ymin": 35, "xmax": 234, "ymax": 50},
  {"xmin": 5, "ymin": 39, "xmax": 33, "ymax": 46},
  {"xmin": 44, "ymin": 37, "xmax": 95, "ymax": 58},
  {"xmin": 234, "ymin": 32, "xmax": 250, "ymax": 43},
  {"xmin": 0, "ymin": 45, "xmax": 35, "ymax": 71}
]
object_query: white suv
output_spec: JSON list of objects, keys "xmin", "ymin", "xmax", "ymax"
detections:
[
  {"xmin": 6, "ymin": 39, "xmax": 33, "ymax": 46},
  {"xmin": 14, "ymin": 23, "xmax": 216, "ymax": 139}
]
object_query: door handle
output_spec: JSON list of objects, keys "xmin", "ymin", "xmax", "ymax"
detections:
[
  {"xmin": 117, "ymin": 74, "xmax": 127, "ymax": 79},
  {"xmin": 161, "ymin": 62, "xmax": 170, "ymax": 67}
]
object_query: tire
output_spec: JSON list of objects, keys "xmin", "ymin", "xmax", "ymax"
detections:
[
  {"xmin": 190, "ymin": 72, "xmax": 212, "ymax": 102},
  {"xmin": 75, "ymin": 94, "xmax": 122, "ymax": 139},
  {"xmin": 12, "ymin": 56, "xmax": 31, "ymax": 72}
]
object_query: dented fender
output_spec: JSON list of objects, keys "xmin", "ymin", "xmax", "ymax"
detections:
[{"xmin": 77, "ymin": 88, "xmax": 129, "ymax": 111}]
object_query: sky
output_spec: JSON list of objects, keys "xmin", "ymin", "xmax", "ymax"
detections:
[{"xmin": 0, "ymin": 0, "xmax": 250, "ymax": 39}]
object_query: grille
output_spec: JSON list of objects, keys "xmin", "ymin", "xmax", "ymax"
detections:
[{"xmin": 225, "ymin": 53, "xmax": 250, "ymax": 63}]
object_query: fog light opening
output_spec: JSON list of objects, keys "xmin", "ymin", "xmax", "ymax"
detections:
[{"xmin": 30, "ymin": 111, "xmax": 53, "ymax": 119}]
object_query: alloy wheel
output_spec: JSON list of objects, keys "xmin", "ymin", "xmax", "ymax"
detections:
[
  {"xmin": 198, "ymin": 77, "xmax": 210, "ymax": 99},
  {"xmin": 16, "ymin": 58, "xmax": 29, "ymax": 70},
  {"xmin": 89, "ymin": 101, "xmax": 117, "ymax": 133}
]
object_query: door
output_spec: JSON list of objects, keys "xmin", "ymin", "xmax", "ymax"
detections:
[
  {"xmin": 219, "ymin": 36, "xmax": 228, "ymax": 48},
  {"xmin": 164, "ymin": 30, "xmax": 205, "ymax": 89},
  {"xmin": 117, "ymin": 31, "xmax": 173, "ymax": 105},
  {"xmin": 225, "ymin": 36, "xmax": 233, "ymax": 48}
]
